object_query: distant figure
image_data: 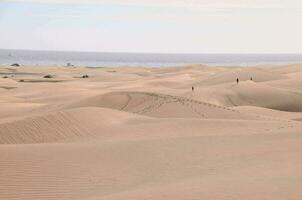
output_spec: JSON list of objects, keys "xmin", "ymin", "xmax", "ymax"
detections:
[
  {"xmin": 250, "ymin": 77, "xmax": 253, "ymax": 81},
  {"xmin": 192, "ymin": 86, "xmax": 194, "ymax": 92},
  {"xmin": 236, "ymin": 78, "xmax": 239, "ymax": 84}
]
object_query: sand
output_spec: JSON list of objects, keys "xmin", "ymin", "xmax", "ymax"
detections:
[{"xmin": 1, "ymin": 64, "xmax": 302, "ymax": 199}]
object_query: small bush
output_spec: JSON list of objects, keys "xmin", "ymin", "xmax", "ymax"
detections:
[{"xmin": 43, "ymin": 75, "xmax": 53, "ymax": 78}]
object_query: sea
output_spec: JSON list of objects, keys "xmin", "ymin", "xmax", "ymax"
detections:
[{"xmin": 1, "ymin": 49, "xmax": 302, "ymax": 67}]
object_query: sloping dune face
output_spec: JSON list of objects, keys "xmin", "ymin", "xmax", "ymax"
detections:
[
  {"xmin": 1, "ymin": 65, "xmax": 302, "ymax": 200},
  {"xmin": 181, "ymin": 66, "xmax": 302, "ymax": 112},
  {"xmin": 0, "ymin": 108, "xmax": 109, "ymax": 144},
  {"xmin": 212, "ymin": 81, "xmax": 302, "ymax": 112},
  {"xmin": 0, "ymin": 107, "xmax": 145, "ymax": 144}
]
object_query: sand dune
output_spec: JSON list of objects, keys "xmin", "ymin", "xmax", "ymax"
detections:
[
  {"xmin": 71, "ymin": 91, "xmax": 254, "ymax": 119},
  {"xmin": 1, "ymin": 126, "xmax": 302, "ymax": 200},
  {"xmin": 189, "ymin": 67, "xmax": 286, "ymax": 86},
  {"xmin": 189, "ymin": 81, "xmax": 302, "ymax": 112},
  {"xmin": 0, "ymin": 107, "xmax": 141, "ymax": 144},
  {"xmin": 233, "ymin": 106, "xmax": 302, "ymax": 121},
  {"xmin": 1, "ymin": 64, "xmax": 302, "ymax": 200},
  {"xmin": 2, "ymin": 106, "xmax": 296, "ymax": 144},
  {"xmin": 220, "ymin": 81, "xmax": 302, "ymax": 111}
]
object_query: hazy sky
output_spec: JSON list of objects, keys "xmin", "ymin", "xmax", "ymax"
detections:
[{"xmin": 1, "ymin": 0, "xmax": 302, "ymax": 53}]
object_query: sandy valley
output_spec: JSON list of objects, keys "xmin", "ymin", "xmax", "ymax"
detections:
[{"xmin": 1, "ymin": 64, "xmax": 302, "ymax": 199}]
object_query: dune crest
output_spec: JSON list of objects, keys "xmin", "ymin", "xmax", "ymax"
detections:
[{"xmin": 72, "ymin": 91, "xmax": 255, "ymax": 119}]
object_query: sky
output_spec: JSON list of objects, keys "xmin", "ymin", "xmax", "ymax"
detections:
[{"xmin": 0, "ymin": 0, "xmax": 302, "ymax": 53}]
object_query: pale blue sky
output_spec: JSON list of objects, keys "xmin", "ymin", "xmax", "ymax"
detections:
[{"xmin": 1, "ymin": 0, "xmax": 302, "ymax": 53}]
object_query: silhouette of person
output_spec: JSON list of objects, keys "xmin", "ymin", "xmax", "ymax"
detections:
[
  {"xmin": 236, "ymin": 78, "xmax": 239, "ymax": 84},
  {"xmin": 192, "ymin": 86, "xmax": 194, "ymax": 92},
  {"xmin": 250, "ymin": 77, "xmax": 253, "ymax": 81}
]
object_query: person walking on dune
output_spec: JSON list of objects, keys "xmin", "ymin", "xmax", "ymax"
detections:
[
  {"xmin": 236, "ymin": 78, "xmax": 239, "ymax": 84},
  {"xmin": 192, "ymin": 86, "xmax": 194, "ymax": 92}
]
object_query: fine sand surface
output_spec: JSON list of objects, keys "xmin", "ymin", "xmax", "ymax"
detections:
[{"xmin": 1, "ymin": 64, "xmax": 302, "ymax": 199}]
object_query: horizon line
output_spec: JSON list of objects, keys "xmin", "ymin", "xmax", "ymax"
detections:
[{"xmin": 1, "ymin": 48, "xmax": 302, "ymax": 55}]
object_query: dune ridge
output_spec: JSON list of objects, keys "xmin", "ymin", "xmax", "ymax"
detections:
[{"xmin": 71, "ymin": 91, "xmax": 255, "ymax": 119}]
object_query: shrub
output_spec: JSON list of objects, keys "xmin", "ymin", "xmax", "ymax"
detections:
[{"xmin": 43, "ymin": 75, "xmax": 53, "ymax": 78}]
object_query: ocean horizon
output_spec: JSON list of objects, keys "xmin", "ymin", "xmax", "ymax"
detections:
[{"xmin": 1, "ymin": 49, "xmax": 302, "ymax": 67}]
